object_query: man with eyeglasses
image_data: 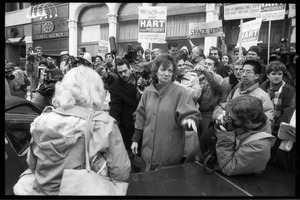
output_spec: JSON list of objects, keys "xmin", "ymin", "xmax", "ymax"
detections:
[
  {"xmin": 246, "ymin": 45, "xmax": 267, "ymax": 84},
  {"xmin": 212, "ymin": 59, "xmax": 274, "ymax": 134},
  {"xmin": 109, "ymin": 59, "xmax": 141, "ymax": 172}
]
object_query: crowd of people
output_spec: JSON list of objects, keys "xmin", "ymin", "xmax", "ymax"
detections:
[{"xmin": 8, "ymin": 36, "xmax": 297, "ymax": 195}]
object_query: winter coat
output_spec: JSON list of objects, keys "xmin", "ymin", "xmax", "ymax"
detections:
[
  {"xmin": 230, "ymin": 82, "xmax": 274, "ymax": 122},
  {"xmin": 109, "ymin": 75, "xmax": 139, "ymax": 132},
  {"xmin": 216, "ymin": 116, "xmax": 276, "ymax": 176},
  {"xmin": 175, "ymin": 71, "xmax": 202, "ymax": 103},
  {"xmin": 134, "ymin": 81, "xmax": 201, "ymax": 168},
  {"xmin": 259, "ymin": 80, "xmax": 295, "ymax": 133},
  {"xmin": 27, "ymin": 106, "xmax": 131, "ymax": 195},
  {"xmin": 197, "ymin": 68, "xmax": 228, "ymax": 112}
]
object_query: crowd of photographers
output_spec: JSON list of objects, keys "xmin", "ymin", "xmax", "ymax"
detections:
[{"xmin": 5, "ymin": 36, "xmax": 297, "ymax": 176}]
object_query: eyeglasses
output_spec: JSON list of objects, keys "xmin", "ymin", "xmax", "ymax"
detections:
[{"xmin": 240, "ymin": 69, "xmax": 255, "ymax": 75}]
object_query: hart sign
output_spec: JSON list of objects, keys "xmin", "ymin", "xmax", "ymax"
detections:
[
  {"xmin": 260, "ymin": 3, "xmax": 286, "ymax": 21},
  {"xmin": 236, "ymin": 18, "xmax": 262, "ymax": 50},
  {"xmin": 138, "ymin": 6, "xmax": 167, "ymax": 43},
  {"xmin": 139, "ymin": 19, "xmax": 165, "ymax": 33},
  {"xmin": 189, "ymin": 20, "xmax": 223, "ymax": 38}
]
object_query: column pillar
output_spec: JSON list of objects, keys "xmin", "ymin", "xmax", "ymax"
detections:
[
  {"xmin": 107, "ymin": 13, "xmax": 118, "ymax": 53},
  {"xmin": 204, "ymin": 4, "xmax": 220, "ymax": 56},
  {"xmin": 68, "ymin": 19, "xmax": 78, "ymax": 56}
]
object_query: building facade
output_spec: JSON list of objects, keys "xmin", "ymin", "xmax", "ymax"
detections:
[{"xmin": 5, "ymin": 3, "xmax": 295, "ymax": 65}]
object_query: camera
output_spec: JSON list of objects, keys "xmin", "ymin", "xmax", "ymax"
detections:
[
  {"xmin": 5, "ymin": 69, "xmax": 15, "ymax": 80},
  {"xmin": 136, "ymin": 69, "xmax": 151, "ymax": 92},
  {"xmin": 123, "ymin": 43, "xmax": 137, "ymax": 64},
  {"xmin": 36, "ymin": 69, "xmax": 58, "ymax": 97},
  {"xmin": 215, "ymin": 115, "xmax": 233, "ymax": 131}
]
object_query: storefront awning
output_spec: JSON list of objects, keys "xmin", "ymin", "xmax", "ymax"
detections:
[{"xmin": 6, "ymin": 36, "xmax": 25, "ymax": 44}]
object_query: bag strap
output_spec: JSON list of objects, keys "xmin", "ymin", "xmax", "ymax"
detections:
[
  {"xmin": 84, "ymin": 110, "xmax": 95, "ymax": 172},
  {"xmin": 241, "ymin": 132, "xmax": 275, "ymax": 146},
  {"xmin": 203, "ymin": 148, "xmax": 218, "ymax": 174}
]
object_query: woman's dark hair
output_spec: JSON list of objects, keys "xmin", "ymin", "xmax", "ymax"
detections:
[
  {"xmin": 95, "ymin": 55, "xmax": 103, "ymax": 62},
  {"xmin": 174, "ymin": 50, "xmax": 188, "ymax": 63},
  {"xmin": 266, "ymin": 61, "xmax": 287, "ymax": 75},
  {"xmin": 151, "ymin": 53, "xmax": 178, "ymax": 82}
]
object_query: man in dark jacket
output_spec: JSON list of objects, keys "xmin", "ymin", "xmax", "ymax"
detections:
[{"xmin": 109, "ymin": 59, "xmax": 141, "ymax": 157}]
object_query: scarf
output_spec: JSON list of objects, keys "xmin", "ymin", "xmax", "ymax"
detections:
[{"xmin": 269, "ymin": 80, "xmax": 285, "ymax": 122}]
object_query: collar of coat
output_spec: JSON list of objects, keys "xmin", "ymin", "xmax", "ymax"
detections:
[
  {"xmin": 238, "ymin": 81, "xmax": 259, "ymax": 94},
  {"xmin": 147, "ymin": 80, "xmax": 175, "ymax": 96}
]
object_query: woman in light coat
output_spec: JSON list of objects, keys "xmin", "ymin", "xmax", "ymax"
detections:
[{"xmin": 131, "ymin": 53, "xmax": 201, "ymax": 171}]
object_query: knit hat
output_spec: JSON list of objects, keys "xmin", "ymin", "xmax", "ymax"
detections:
[
  {"xmin": 180, "ymin": 46, "xmax": 189, "ymax": 54},
  {"xmin": 248, "ymin": 46, "xmax": 262, "ymax": 56}
]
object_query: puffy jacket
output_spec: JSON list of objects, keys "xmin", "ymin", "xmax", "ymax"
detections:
[{"xmin": 27, "ymin": 106, "xmax": 131, "ymax": 195}]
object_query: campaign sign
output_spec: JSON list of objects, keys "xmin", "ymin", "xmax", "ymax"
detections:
[
  {"xmin": 235, "ymin": 18, "xmax": 262, "ymax": 50},
  {"xmin": 189, "ymin": 20, "xmax": 223, "ymax": 38},
  {"xmin": 138, "ymin": 6, "xmax": 167, "ymax": 43},
  {"xmin": 289, "ymin": 4, "xmax": 295, "ymax": 18},
  {"xmin": 224, "ymin": 4, "xmax": 261, "ymax": 20},
  {"xmin": 260, "ymin": 3, "xmax": 286, "ymax": 21},
  {"xmin": 98, "ymin": 40, "xmax": 109, "ymax": 54}
]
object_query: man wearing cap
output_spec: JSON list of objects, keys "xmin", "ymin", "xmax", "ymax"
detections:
[{"xmin": 60, "ymin": 51, "xmax": 69, "ymax": 75}]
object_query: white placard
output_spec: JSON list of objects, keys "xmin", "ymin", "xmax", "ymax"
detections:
[
  {"xmin": 260, "ymin": 3, "xmax": 286, "ymax": 21},
  {"xmin": 138, "ymin": 6, "xmax": 167, "ymax": 44},
  {"xmin": 224, "ymin": 4, "xmax": 261, "ymax": 20},
  {"xmin": 189, "ymin": 20, "xmax": 223, "ymax": 38},
  {"xmin": 235, "ymin": 18, "xmax": 263, "ymax": 50}
]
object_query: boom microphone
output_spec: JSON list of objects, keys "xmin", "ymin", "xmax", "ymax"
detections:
[{"xmin": 109, "ymin": 36, "xmax": 117, "ymax": 55}]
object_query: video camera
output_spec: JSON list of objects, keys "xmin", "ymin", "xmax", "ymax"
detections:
[{"xmin": 123, "ymin": 43, "xmax": 137, "ymax": 64}]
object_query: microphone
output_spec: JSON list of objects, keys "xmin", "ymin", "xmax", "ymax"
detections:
[{"xmin": 109, "ymin": 36, "xmax": 117, "ymax": 55}]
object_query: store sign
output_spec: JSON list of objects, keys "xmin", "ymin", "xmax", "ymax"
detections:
[
  {"xmin": 189, "ymin": 20, "xmax": 223, "ymax": 38},
  {"xmin": 33, "ymin": 32, "xmax": 67, "ymax": 40},
  {"xmin": 138, "ymin": 6, "xmax": 167, "ymax": 44},
  {"xmin": 224, "ymin": 4, "xmax": 261, "ymax": 20},
  {"xmin": 43, "ymin": 21, "xmax": 55, "ymax": 33},
  {"xmin": 235, "ymin": 18, "xmax": 262, "ymax": 50},
  {"xmin": 260, "ymin": 3, "xmax": 286, "ymax": 21}
]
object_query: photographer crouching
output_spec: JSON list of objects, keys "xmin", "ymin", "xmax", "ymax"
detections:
[
  {"xmin": 31, "ymin": 68, "xmax": 64, "ymax": 110},
  {"xmin": 197, "ymin": 95, "xmax": 276, "ymax": 176}
]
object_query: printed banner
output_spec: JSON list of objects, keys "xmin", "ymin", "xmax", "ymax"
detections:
[
  {"xmin": 235, "ymin": 18, "xmax": 262, "ymax": 50},
  {"xmin": 288, "ymin": 4, "xmax": 295, "ymax": 18},
  {"xmin": 189, "ymin": 20, "xmax": 223, "ymax": 38},
  {"xmin": 224, "ymin": 4, "xmax": 261, "ymax": 20},
  {"xmin": 98, "ymin": 40, "xmax": 109, "ymax": 58},
  {"xmin": 138, "ymin": 6, "xmax": 167, "ymax": 43},
  {"xmin": 260, "ymin": 3, "xmax": 286, "ymax": 21}
]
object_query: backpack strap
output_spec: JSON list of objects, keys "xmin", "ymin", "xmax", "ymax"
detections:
[{"xmin": 241, "ymin": 131, "xmax": 275, "ymax": 146}]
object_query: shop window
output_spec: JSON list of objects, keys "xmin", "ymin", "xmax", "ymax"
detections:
[{"xmin": 81, "ymin": 25, "xmax": 101, "ymax": 43}]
